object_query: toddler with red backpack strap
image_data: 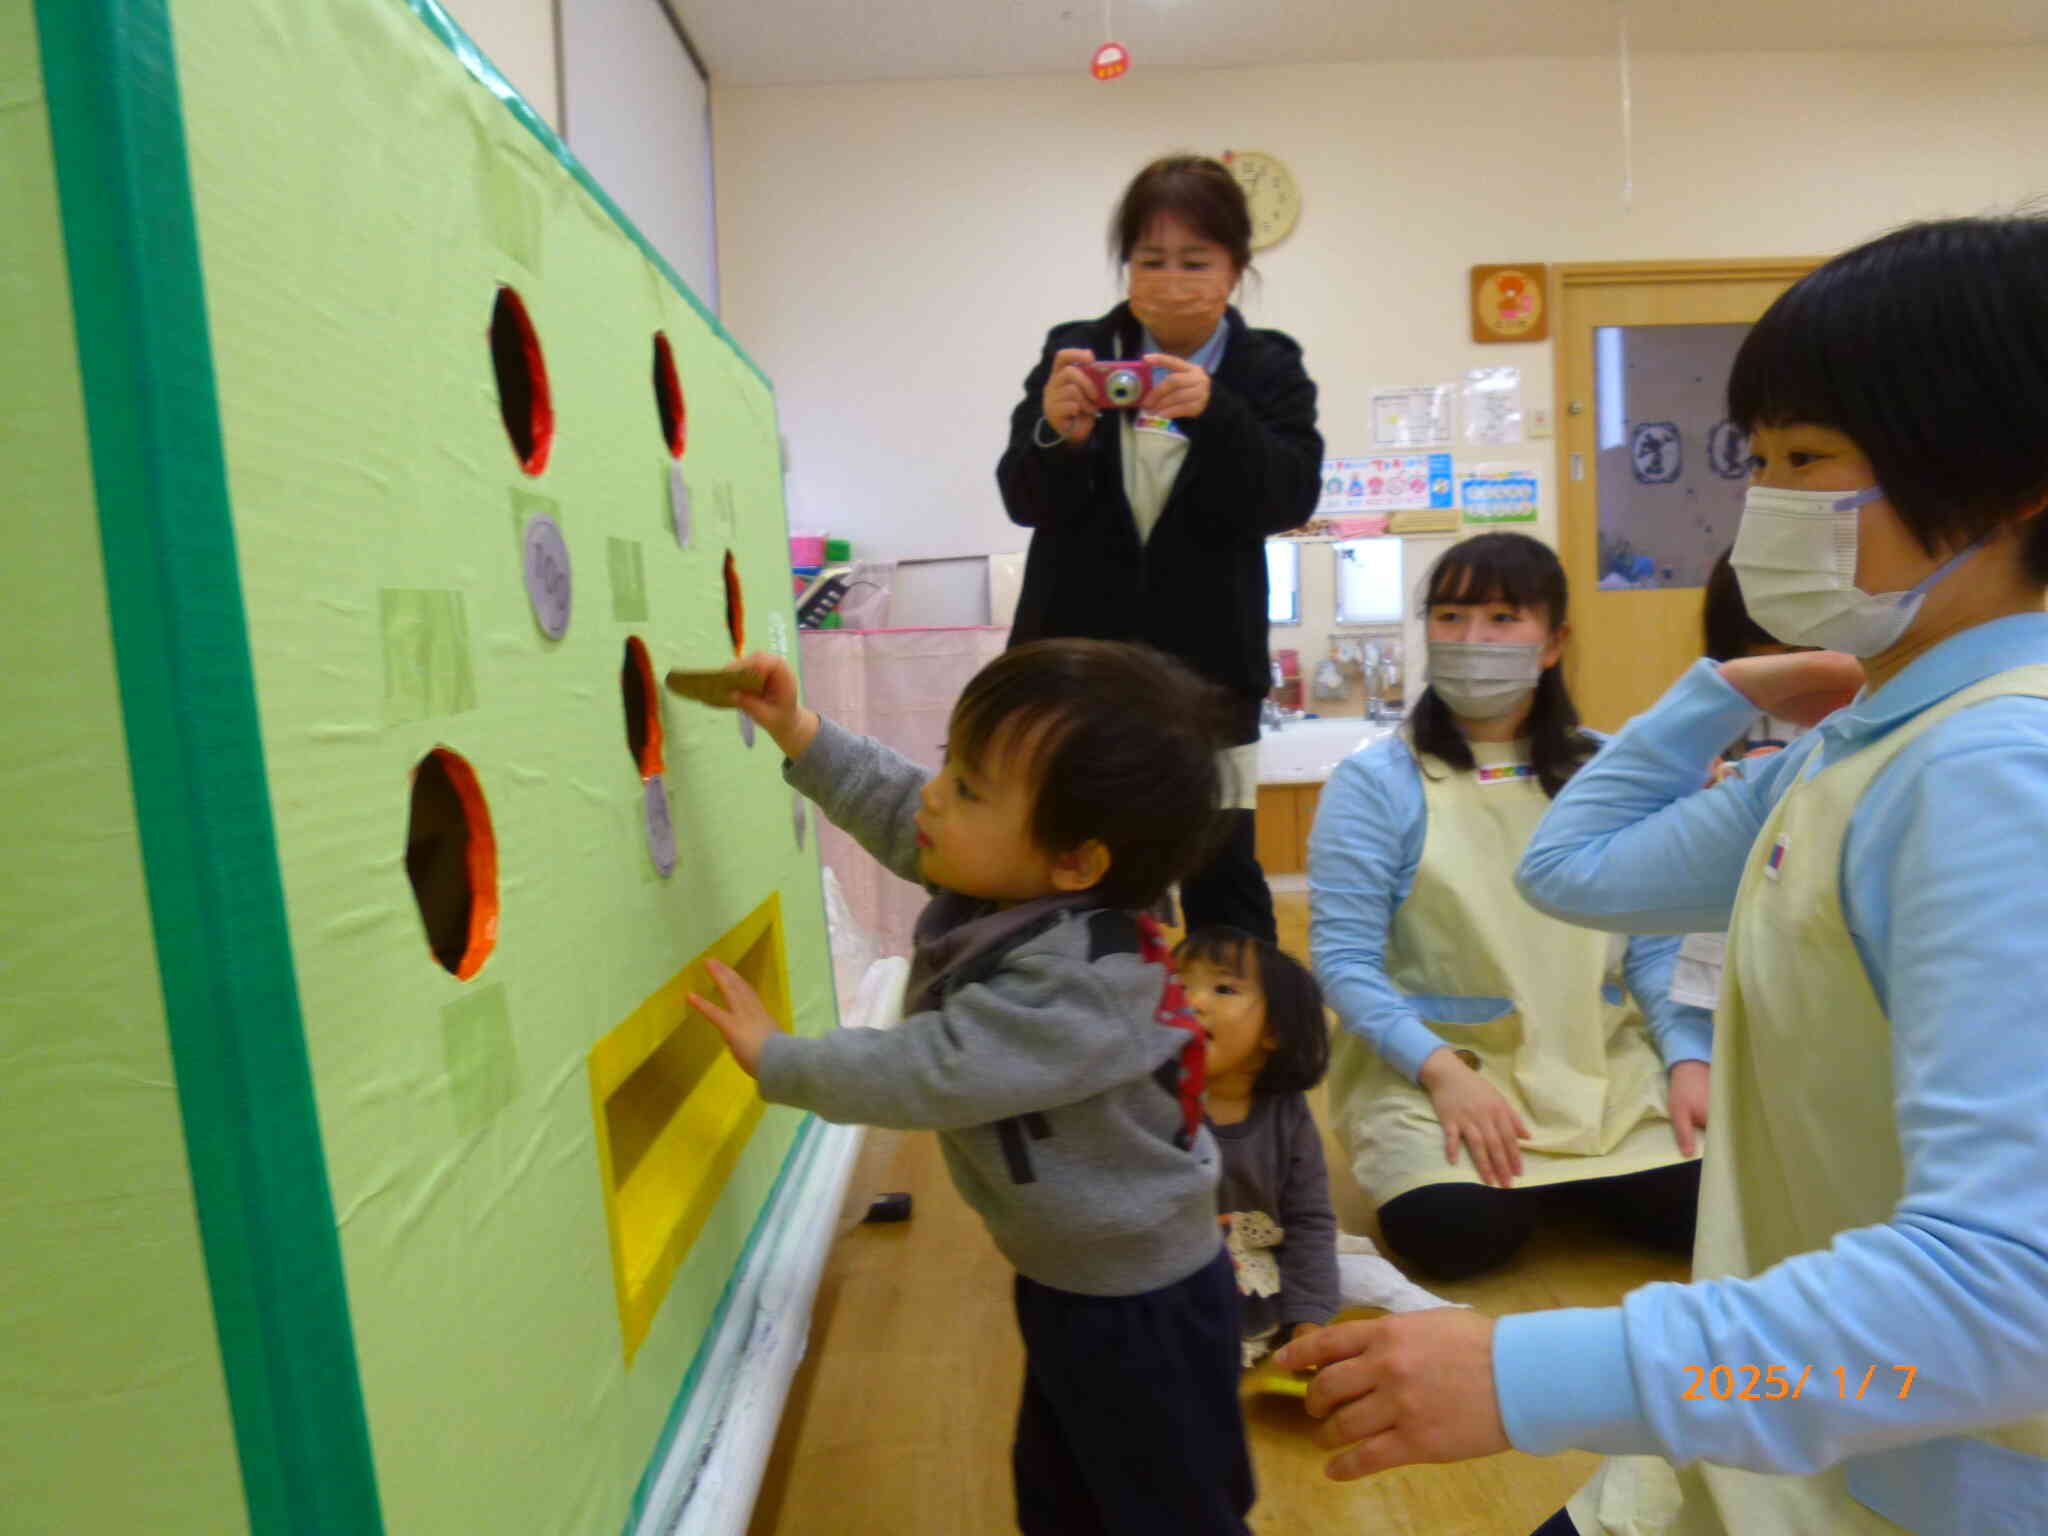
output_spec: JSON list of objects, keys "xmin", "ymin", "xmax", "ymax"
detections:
[{"xmin": 691, "ymin": 637, "xmax": 1256, "ymax": 1536}]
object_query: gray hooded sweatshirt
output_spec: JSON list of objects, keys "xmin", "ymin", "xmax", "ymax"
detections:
[{"xmin": 757, "ymin": 717, "xmax": 1223, "ymax": 1297}]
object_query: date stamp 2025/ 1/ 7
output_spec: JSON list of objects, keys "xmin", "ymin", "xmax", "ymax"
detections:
[{"xmin": 1680, "ymin": 1365, "xmax": 1917, "ymax": 1401}]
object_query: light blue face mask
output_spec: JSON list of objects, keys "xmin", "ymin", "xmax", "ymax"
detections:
[{"xmin": 1731, "ymin": 483, "xmax": 1980, "ymax": 656}]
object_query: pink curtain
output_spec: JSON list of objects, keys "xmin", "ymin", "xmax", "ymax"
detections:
[{"xmin": 797, "ymin": 627, "xmax": 1009, "ymax": 958}]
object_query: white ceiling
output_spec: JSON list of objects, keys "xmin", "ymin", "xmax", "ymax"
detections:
[{"xmin": 670, "ymin": 0, "xmax": 2048, "ymax": 87}]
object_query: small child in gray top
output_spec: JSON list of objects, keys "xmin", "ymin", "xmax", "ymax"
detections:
[
  {"xmin": 1177, "ymin": 926, "xmax": 1341, "ymax": 1366},
  {"xmin": 689, "ymin": 638, "xmax": 1255, "ymax": 1536}
]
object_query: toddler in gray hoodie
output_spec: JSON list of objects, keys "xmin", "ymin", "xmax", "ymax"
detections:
[{"xmin": 691, "ymin": 638, "xmax": 1255, "ymax": 1536}]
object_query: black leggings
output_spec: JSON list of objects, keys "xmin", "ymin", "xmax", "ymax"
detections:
[
  {"xmin": 1378, "ymin": 1158, "xmax": 1701, "ymax": 1282},
  {"xmin": 1179, "ymin": 808, "xmax": 1276, "ymax": 943},
  {"xmin": 1530, "ymin": 1511, "xmax": 1580, "ymax": 1536}
]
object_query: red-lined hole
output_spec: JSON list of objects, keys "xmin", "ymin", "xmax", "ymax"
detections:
[
  {"xmin": 405, "ymin": 748, "xmax": 499, "ymax": 980},
  {"xmin": 653, "ymin": 332, "xmax": 686, "ymax": 458},
  {"xmin": 621, "ymin": 636, "xmax": 665, "ymax": 778},
  {"xmin": 723, "ymin": 551, "xmax": 745, "ymax": 656},
  {"xmin": 490, "ymin": 286, "xmax": 554, "ymax": 475}
]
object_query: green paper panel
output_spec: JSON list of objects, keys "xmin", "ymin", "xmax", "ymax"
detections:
[
  {"xmin": 0, "ymin": 3, "xmax": 247, "ymax": 1528},
  {"xmin": 162, "ymin": 1, "xmax": 831, "ymax": 1532}
]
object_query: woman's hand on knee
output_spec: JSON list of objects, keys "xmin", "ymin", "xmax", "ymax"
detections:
[
  {"xmin": 1418, "ymin": 1047, "xmax": 1529, "ymax": 1188},
  {"xmin": 1667, "ymin": 1060, "xmax": 1710, "ymax": 1158}
]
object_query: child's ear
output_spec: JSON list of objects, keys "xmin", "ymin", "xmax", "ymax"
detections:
[{"xmin": 1049, "ymin": 839, "xmax": 1110, "ymax": 893}]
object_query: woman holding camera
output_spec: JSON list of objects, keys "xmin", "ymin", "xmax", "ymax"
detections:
[{"xmin": 997, "ymin": 154, "xmax": 1323, "ymax": 941}]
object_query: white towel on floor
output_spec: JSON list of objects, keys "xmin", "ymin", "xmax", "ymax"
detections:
[{"xmin": 1335, "ymin": 1232, "xmax": 1466, "ymax": 1313}]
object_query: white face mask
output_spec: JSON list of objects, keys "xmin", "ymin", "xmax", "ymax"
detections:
[
  {"xmin": 1732, "ymin": 484, "xmax": 1978, "ymax": 657},
  {"xmin": 1427, "ymin": 640, "xmax": 1544, "ymax": 720}
]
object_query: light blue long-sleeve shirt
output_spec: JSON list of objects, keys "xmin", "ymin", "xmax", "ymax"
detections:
[
  {"xmin": 1307, "ymin": 733, "xmax": 1703, "ymax": 1083},
  {"xmin": 1500, "ymin": 613, "xmax": 2048, "ymax": 1502}
]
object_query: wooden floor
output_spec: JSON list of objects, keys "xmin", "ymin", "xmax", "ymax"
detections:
[{"xmin": 749, "ymin": 895, "xmax": 1689, "ymax": 1535}]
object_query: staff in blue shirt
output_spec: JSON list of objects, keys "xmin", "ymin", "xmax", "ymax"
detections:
[{"xmin": 1273, "ymin": 215, "xmax": 2048, "ymax": 1535}]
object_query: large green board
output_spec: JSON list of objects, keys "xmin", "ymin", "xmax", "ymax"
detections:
[{"xmin": 10, "ymin": 0, "xmax": 834, "ymax": 1530}]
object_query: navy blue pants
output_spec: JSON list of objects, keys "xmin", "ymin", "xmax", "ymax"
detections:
[
  {"xmin": 1531, "ymin": 1510, "xmax": 1580, "ymax": 1535},
  {"xmin": 1011, "ymin": 1246, "xmax": 1254, "ymax": 1535}
]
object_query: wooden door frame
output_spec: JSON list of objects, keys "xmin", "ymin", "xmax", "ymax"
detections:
[{"xmin": 1549, "ymin": 258, "xmax": 1824, "ymax": 722}]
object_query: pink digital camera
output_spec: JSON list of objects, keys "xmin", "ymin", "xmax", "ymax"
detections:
[{"xmin": 1078, "ymin": 359, "xmax": 1152, "ymax": 410}]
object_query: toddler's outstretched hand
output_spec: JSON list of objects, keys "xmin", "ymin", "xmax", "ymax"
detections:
[
  {"xmin": 688, "ymin": 958, "xmax": 782, "ymax": 1078},
  {"xmin": 733, "ymin": 651, "xmax": 820, "ymax": 760}
]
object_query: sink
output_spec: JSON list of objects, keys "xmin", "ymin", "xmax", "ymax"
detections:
[{"xmin": 1258, "ymin": 717, "xmax": 1395, "ymax": 784}]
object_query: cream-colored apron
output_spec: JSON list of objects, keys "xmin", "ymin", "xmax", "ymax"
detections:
[
  {"xmin": 1570, "ymin": 668, "xmax": 2048, "ymax": 1536},
  {"xmin": 1328, "ymin": 742, "xmax": 1687, "ymax": 1205}
]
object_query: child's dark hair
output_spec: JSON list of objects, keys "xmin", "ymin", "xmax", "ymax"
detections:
[
  {"xmin": 1728, "ymin": 215, "xmax": 2048, "ymax": 583},
  {"xmin": 1702, "ymin": 545, "xmax": 1778, "ymax": 662},
  {"xmin": 1408, "ymin": 532, "xmax": 1595, "ymax": 799},
  {"xmin": 1176, "ymin": 927, "xmax": 1329, "ymax": 1095},
  {"xmin": 950, "ymin": 638, "xmax": 1227, "ymax": 910}
]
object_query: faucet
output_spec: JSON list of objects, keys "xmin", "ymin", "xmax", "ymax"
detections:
[{"xmin": 1361, "ymin": 642, "xmax": 1401, "ymax": 723}]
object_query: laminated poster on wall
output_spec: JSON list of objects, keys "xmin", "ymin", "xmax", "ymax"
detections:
[
  {"xmin": 1463, "ymin": 366, "xmax": 1523, "ymax": 445},
  {"xmin": 1370, "ymin": 384, "xmax": 1454, "ymax": 448},
  {"xmin": 1459, "ymin": 463, "xmax": 1541, "ymax": 525},
  {"xmin": 1318, "ymin": 454, "xmax": 1451, "ymax": 516}
]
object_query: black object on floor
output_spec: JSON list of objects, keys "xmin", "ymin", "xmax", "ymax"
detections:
[{"xmin": 863, "ymin": 1191, "xmax": 914, "ymax": 1224}]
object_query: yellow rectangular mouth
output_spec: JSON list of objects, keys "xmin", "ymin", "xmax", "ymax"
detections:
[{"xmin": 589, "ymin": 892, "xmax": 788, "ymax": 1361}]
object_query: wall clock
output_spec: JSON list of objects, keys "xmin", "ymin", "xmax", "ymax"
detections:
[{"xmin": 1223, "ymin": 149, "xmax": 1300, "ymax": 251}]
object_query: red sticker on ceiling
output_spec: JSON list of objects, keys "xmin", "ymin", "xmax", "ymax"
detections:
[{"xmin": 1091, "ymin": 41, "xmax": 1129, "ymax": 80}]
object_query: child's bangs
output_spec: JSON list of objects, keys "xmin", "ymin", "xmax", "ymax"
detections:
[
  {"xmin": 947, "ymin": 680, "xmax": 1071, "ymax": 785},
  {"xmin": 1176, "ymin": 926, "xmax": 1257, "ymax": 978}
]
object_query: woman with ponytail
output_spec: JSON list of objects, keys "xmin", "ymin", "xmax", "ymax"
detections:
[{"xmin": 1308, "ymin": 532, "xmax": 1706, "ymax": 1280}]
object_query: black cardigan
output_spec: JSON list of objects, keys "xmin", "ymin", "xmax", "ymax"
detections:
[{"xmin": 996, "ymin": 304, "xmax": 1322, "ymax": 745}]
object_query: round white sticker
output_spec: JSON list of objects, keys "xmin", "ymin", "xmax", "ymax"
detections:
[
  {"xmin": 644, "ymin": 775, "xmax": 676, "ymax": 877},
  {"xmin": 523, "ymin": 514, "xmax": 572, "ymax": 640}
]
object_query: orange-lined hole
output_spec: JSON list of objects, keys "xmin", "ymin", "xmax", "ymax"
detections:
[
  {"xmin": 405, "ymin": 747, "xmax": 500, "ymax": 980},
  {"xmin": 653, "ymin": 332, "xmax": 686, "ymax": 458},
  {"xmin": 490, "ymin": 286, "xmax": 554, "ymax": 475},
  {"xmin": 621, "ymin": 636, "xmax": 664, "ymax": 778},
  {"xmin": 723, "ymin": 551, "xmax": 744, "ymax": 656}
]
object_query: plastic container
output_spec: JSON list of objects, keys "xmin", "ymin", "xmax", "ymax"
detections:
[
  {"xmin": 789, "ymin": 533, "xmax": 827, "ymax": 567},
  {"xmin": 824, "ymin": 537, "xmax": 851, "ymax": 563}
]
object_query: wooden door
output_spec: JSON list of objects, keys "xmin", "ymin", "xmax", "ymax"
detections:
[{"xmin": 1553, "ymin": 260, "xmax": 1820, "ymax": 731}]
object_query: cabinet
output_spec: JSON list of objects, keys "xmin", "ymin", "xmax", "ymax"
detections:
[{"xmin": 1254, "ymin": 783, "xmax": 1323, "ymax": 876}]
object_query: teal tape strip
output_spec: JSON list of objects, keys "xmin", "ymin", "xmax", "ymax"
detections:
[
  {"xmin": 401, "ymin": 0, "xmax": 774, "ymax": 397},
  {"xmin": 33, "ymin": 2, "xmax": 385, "ymax": 1531}
]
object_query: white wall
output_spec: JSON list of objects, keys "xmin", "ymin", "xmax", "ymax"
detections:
[
  {"xmin": 561, "ymin": 0, "xmax": 719, "ymax": 310},
  {"xmin": 441, "ymin": 0, "xmax": 560, "ymax": 129},
  {"xmin": 713, "ymin": 45, "xmax": 2048, "ymax": 576}
]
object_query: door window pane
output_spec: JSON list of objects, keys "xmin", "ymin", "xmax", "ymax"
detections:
[
  {"xmin": 1334, "ymin": 538, "xmax": 1403, "ymax": 625},
  {"xmin": 1595, "ymin": 322, "xmax": 1752, "ymax": 590},
  {"xmin": 1266, "ymin": 540, "xmax": 1301, "ymax": 625}
]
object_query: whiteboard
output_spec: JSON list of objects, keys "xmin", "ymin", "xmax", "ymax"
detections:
[{"xmin": 561, "ymin": 0, "xmax": 719, "ymax": 313}]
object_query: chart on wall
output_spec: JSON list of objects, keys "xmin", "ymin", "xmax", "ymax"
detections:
[{"xmin": 1593, "ymin": 322, "xmax": 1752, "ymax": 589}]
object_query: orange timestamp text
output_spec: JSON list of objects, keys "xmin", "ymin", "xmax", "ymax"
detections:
[{"xmin": 1680, "ymin": 1365, "xmax": 1917, "ymax": 1401}]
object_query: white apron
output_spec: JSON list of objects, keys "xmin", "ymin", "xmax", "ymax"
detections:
[
  {"xmin": 1329, "ymin": 742, "xmax": 1687, "ymax": 1205},
  {"xmin": 1570, "ymin": 667, "xmax": 2048, "ymax": 1536}
]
